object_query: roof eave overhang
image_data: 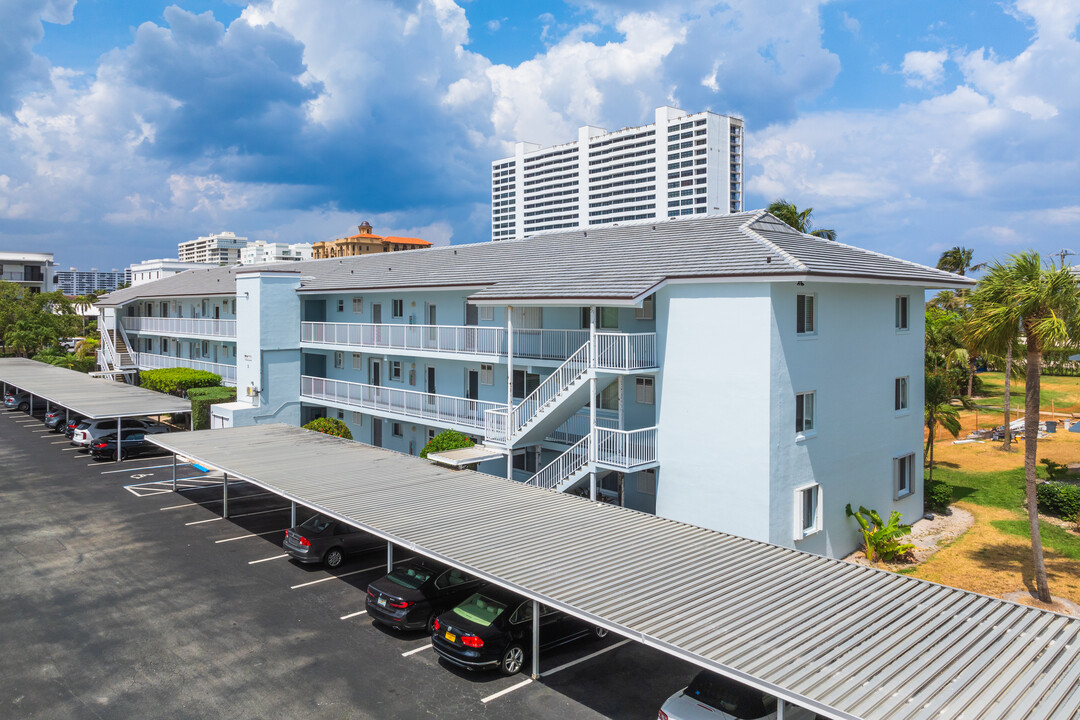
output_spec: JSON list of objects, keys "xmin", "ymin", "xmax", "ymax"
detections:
[{"xmin": 296, "ymin": 283, "xmax": 490, "ymax": 294}]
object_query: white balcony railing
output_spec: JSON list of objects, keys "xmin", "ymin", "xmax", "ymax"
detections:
[
  {"xmin": 546, "ymin": 411, "xmax": 619, "ymax": 445},
  {"xmin": 595, "ymin": 426, "xmax": 658, "ymax": 469},
  {"xmin": 529, "ymin": 435, "xmax": 590, "ymax": 491},
  {"xmin": 301, "ymin": 322, "xmax": 588, "ymax": 362},
  {"xmin": 122, "ymin": 316, "xmax": 237, "ymax": 339},
  {"xmin": 595, "ymin": 332, "xmax": 657, "ymax": 370},
  {"xmin": 301, "ymin": 375, "xmax": 501, "ymax": 430},
  {"xmin": 138, "ymin": 353, "xmax": 237, "ymax": 385}
]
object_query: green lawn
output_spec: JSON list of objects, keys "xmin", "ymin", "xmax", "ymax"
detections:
[
  {"xmin": 991, "ymin": 520, "xmax": 1080, "ymax": 560},
  {"xmin": 975, "ymin": 372, "xmax": 1080, "ymax": 413}
]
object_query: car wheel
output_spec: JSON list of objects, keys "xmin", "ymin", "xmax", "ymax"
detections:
[
  {"xmin": 593, "ymin": 626, "xmax": 609, "ymax": 639},
  {"xmin": 426, "ymin": 613, "xmax": 438, "ymax": 635},
  {"xmin": 18, "ymin": 402, "xmax": 28, "ymax": 412},
  {"xmin": 111, "ymin": 451, "xmax": 119, "ymax": 461},
  {"xmin": 324, "ymin": 548, "xmax": 345, "ymax": 568},
  {"xmin": 119, "ymin": 449, "xmax": 128, "ymax": 461},
  {"xmin": 498, "ymin": 644, "xmax": 525, "ymax": 676}
]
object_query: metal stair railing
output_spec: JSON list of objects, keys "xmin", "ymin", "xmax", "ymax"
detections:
[
  {"xmin": 507, "ymin": 341, "xmax": 591, "ymax": 438},
  {"xmin": 527, "ymin": 434, "xmax": 590, "ymax": 491}
]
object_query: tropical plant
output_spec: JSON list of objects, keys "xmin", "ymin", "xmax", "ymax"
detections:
[
  {"xmin": 302, "ymin": 416, "xmax": 353, "ymax": 440},
  {"xmin": 924, "ymin": 372, "xmax": 963, "ymax": 483},
  {"xmin": 966, "ymin": 251, "xmax": 1080, "ymax": 602},
  {"xmin": 0, "ymin": 284, "xmax": 80, "ymax": 356},
  {"xmin": 845, "ymin": 504, "xmax": 916, "ymax": 562},
  {"xmin": 420, "ymin": 429, "xmax": 475, "ymax": 459},
  {"xmin": 936, "ymin": 246, "xmax": 987, "ymax": 277},
  {"xmin": 766, "ymin": 199, "xmax": 836, "ymax": 240}
]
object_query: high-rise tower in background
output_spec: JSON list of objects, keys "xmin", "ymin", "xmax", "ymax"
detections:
[{"xmin": 491, "ymin": 106, "xmax": 743, "ymax": 241}]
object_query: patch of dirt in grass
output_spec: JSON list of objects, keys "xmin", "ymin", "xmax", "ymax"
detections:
[
  {"xmin": 1002, "ymin": 591, "xmax": 1080, "ymax": 617},
  {"xmin": 928, "ymin": 415, "xmax": 1080, "ymax": 474},
  {"xmin": 907, "ymin": 502, "xmax": 1080, "ymax": 606}
]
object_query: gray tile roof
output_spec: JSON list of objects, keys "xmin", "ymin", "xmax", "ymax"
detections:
[{"xmin": 99, "ymin": 213, "xmax": 972, "ymax": 307}]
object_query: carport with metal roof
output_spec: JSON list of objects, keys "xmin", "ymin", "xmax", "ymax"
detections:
[
  {"xmin": 150, "ymin": 423, "xmax": 1080, "ymax": 720},
  {"xmin": 0, "ymin": 357, "xmax": 191, "ymax": 460}
]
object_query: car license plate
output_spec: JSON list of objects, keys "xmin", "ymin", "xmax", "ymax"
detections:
[
  {"xmin": 377, "ymin": 597, "xmax": 387, "ymax": 607},
  {"xmin": 445, "ymin": 631, "xmax": 456, "ymax": 643}
]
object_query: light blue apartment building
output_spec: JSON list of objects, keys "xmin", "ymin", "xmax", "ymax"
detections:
[{"xmin": 97, "ymin": 212, "xmax": 971, "ymax": 558}]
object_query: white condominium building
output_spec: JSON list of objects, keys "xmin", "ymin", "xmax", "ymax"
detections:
[
  {"xmin": 55, "ymin": 268, "xmax": 131, "ymax": 296},
  {"xmin": 178, "ymin": 231, "xmax": 248, "ymax": 265},
  {"xmin": 491, "ymin": 106, "xmax": 743, "ymax": 241},
  {"xmin": 0, "ymin": 251, "xmax": 55, "ymax": 293},
  {"xmin": 128, "ymin": 258, "xmax": 218, "ymax": 286},
  {"xmin": 239, "ymin": 241, "xmax": 313, "ymax": 265}
]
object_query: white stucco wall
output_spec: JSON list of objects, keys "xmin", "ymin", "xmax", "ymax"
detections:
[{"xmin": 654, "ymin": 282, "xmax": 773, "ymax": 542}]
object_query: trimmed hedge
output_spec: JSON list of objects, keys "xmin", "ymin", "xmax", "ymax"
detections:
[
  {"xmin": 1036, "ymin": 482, "xmax": 1080, "ymax": 520},
  {"xmin": 420, "ymin": 429, "xmax": 474, "ymax": 459},
  {"xmin": 924, "ymin": 479, "xmax": 953, "ymax": 514},
  {"xmin": 187, "ymin": 386, "xmax": 236, "ymax": 430},
  {"xmin": 140, "ymin": 367, "xmax": 222, "ymax": 396},
  {"xmin": 302, "ymin": 417, "xmax": 353, "ymax": 440}
]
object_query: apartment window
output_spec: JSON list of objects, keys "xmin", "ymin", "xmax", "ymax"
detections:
[
  {"xmin": 202, "ymin": 341, "xmax": 209, "ymax": 355},
  {"xmin": 597, "ymin": 382, "xmax": 619, "ymax": 410},
  {"xmin": 352, "ymin": 412, "xmax": 363, "ymax": 425},
  {"xmin": 512, "ymin": 451, "xmax": 537, "ymax": 473},
  {"xmin": 337, "ymin": 299, "xmax": 344, "ymax": 313},
  {"xmin": 427, "ymin": 429, "xmax": 436, "ymax": 443},
  {"xmin": 635, "ymin": 377, "xmax": 655, "ymax": 404},
  {"xmin": 480, "ymin": 364, "xmax": 494, "ymax": 385},
  {"xmin": 392, "ymin": 422, "xmax": 403, "ymax": 438},
  {"xmin": 795, "ymin": 484, "xmax": 822, "ymax": 539},
  {"xmin": 635, "ymin": 294, "xmax": 654, "ymax": 320},
  {"xmin": 795, "ymin": 391, "xmax": 815, "ymax": 434},
  {"xmin": 334, "ymin": 351, "xmax": 344, "ymax": 369},
  {"xmin": 337, "ymin": 410, "xmax": 345, "ymax": 420},
  {"xmin": 895, "ymin": 296, "xmax": 909, "ymax": 331},
  {"xmin": 391, "ymin": 361, "xmax": 402, "ymax": 380},
  {"xmin": 895, "ymin": 454, "xmax": 915, "ymax": 498},
  {"xmin": 230, "ymin": 299, "xmax": 236, "ymax": 315},
  {"xmin": 161, "ymin": 339, "xmax": 170, "ymax": 353},
  {"xmin": 352, "ymin": 297, "xmax": 363, "ymax": 313},
  {"xmin": 637, "ymin": 469, "xmax": 657, "ymax": 495},
  {"xmin": 392, "ymin": 299, "xmax": 404, "ymax": 318},
  {"xmin": 895, "ymin": 377, "xmax": 909, "ymax": 412},
  {"xmin": 201, "ymin": 299, "xmax": 208, "ymax": 316},
  {"xmin": 796, "ymin": 294, "xmax": 816, "ymax": 335},
  {"xmin": 480, "ymin": 306, "xmax": 494, "ymax": 321},
  {"xmin": 352, "ymin": 353, "xmax": 362, "ymax": 370},
  {"xmin": 513, "ymin": 370, "xmax": 540, "ymax": 399}
]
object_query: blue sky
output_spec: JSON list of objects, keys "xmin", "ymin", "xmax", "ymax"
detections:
[{"xmin": 1, "ymin": 0, "xmax": 1078, "ymax": 273}]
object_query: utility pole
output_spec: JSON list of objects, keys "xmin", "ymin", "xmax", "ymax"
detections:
[{"xmin": 1056, "ymin": 248, "xmax": 1075, "ymax": 267}]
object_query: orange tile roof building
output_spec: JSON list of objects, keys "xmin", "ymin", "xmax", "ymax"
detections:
[{"xmin": 311, "ymin": 222, "xmax": 433, "ymax": 259}]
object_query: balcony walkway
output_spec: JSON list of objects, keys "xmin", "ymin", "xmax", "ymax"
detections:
[
  {"xmin": 138, "ymin": 352, "xmax": 237, "ymax": 386},
  {"xmin": 122, "ymin": 317, "xmax": 237, "ymax": 340}
]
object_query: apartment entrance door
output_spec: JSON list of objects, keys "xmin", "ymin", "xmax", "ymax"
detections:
[
  {"xmin": 370, "ymin": 360, "xmax": 382, "ymax": 387},
  {"xmin": 466, "ymin": 370, "xmax": 479, "ymax": 399},
  {"xmin": 372, "ymin": 304, "xmax": 383, "ymax": 344},
  {"xmin": 372, "ymin": 420, "xmax": 383, "ymax": 448},
  {"xmin": 465, "ymin": 303, "xmax": 478, "ymax": 351},
  {"xmin": 426, "ymin": 366, "xmax": 436, "ymax": 394}
]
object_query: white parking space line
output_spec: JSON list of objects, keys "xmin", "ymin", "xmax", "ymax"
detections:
[
  {"xmin": 50, "ymin": 440, "xmax": 68, "ymax": 444},
  {"xmin": 185, "ymin": 517, "xmax": 223, "ymax": 526},
  {"xmin": 61, "ymin": 447, "xmax": 80, "ymax": 451},
  {"xmin": 214, "ymin": 529, "xmax": 286, "ymax": 543},
  {"xmin": 160, "ymin": 502, "xmax": 204, "ymax": 510},
  {"xmin": 340, "ymin": 610, "xmax": 368, "ymax": 620},
  {"xmin": 32, "ymin": 429, "xmax": 51, "ymax": 433},
  {"xmin": 248, "ymin": 554, "xmax": 289, "ymax": 565},
  {"xmin": 289, "ymin": 559, "xmax": 410, "ymax": 590},
  {"xmin": 100, "ymin": 462, "xmax": 193, "ymax": 475},
  {"xmin": 480, "ymin": 679, "xmax": 533, "ymax": 704},
  {"xmin": 401, "ymin": 643, "xmax": 431, "ymax": 657},
  {"xmin": 541, "ymin": 639, "xmax": 630, "ymax": 677}
]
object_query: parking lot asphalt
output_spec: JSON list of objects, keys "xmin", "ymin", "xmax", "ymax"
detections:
[{"xmin": 0, "ymin": 409, "xmax": 696, "ymax": 719}]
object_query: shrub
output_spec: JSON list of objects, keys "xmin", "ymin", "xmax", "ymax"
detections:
[
  {"xmin": 1036, "ymin": 482, "xmax": 1080, "ymax": 520},
  {"xmin": 302, "ymin": 417, "xmax": 353, "ymax": 440},
  {"xmin": 140, "ymin": 368, "xmax": 222, "ymax": 396},
  {"xmin": 845, "ymin": 504, "xmax": 915, "ymax": 563},
  {"xmin": 420, "ymin": 429, "xmax": 474, "ymax": 459},
  {"xmin": 1040, "ymin": 458, "xmax": 1070, "ymax": 481},
  {"xmin": 924, "ymin": 479, "xmax": 952, "ymax": 514},
  {"xmin": 187, "ymin": 386, "xmax": 237, "ymax": 430},
  {"xmin": 31, "ymin": 350, "xmax": 95, "ymax": 374}
]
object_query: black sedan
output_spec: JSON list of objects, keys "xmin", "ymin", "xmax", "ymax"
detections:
[
  {"xmin": 89, "ymin": 429, "xmax": 170, "ymax": 461},
  {"xmin": 282, "ymin": 514, "xmax": 382, "ymax": 568},
  {"xmin": 432, "ymin": 586, "xmax": 607, "ymax": 675},
  {"xmin": 366, "ymin": 561, "xmax": 483, "ymax": 633}
]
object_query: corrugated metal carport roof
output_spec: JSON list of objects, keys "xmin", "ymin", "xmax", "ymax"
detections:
[
  {"xmin": 150, "ymin": 424, "xmax": 1080, "ymax": 720},
  {"xmin": 0, "ymin": 357, "xmax": 191, "ymax": 419}
]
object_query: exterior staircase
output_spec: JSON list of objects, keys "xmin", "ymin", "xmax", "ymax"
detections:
[
  {"xmin": 526, "ymin": 426, "xmax": 660, "ymax": 493},
  {"xmin": 95, "ymin": 324, "xmax": 139, "ymax": 381}
]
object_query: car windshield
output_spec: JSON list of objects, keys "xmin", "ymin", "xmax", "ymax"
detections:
[
  {"xmin": 386, "ymin": 565, "xmax": 434, "ymax": 590},
  {"xmin": 452, "ymin": 593, "xmax": 506, "ymax": 627},
  {"xmin": 299, "ymin": 515, "xmax": 332, "ymax": 533},
  {"xmin": 76, "ymin": 421, "xmax": 90, "ymax": 429},
  {"xmin": 685, "ymin": 672, "xmax": 774, "ymax": 719}
]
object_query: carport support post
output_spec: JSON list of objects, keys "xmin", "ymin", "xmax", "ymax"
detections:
[
  {"xmin": 115, "ymin": 417, "xmax": 122, "ymax": 462},
  {"xmin": 290, "ymin": 502, "xmax": 296, "ymax": 527},
  {"xmin": 777, "ymin": 699, "xmax": 786, "ymax": 720},
  {"xmin": 172, "ymin": 454, "xmax": 177, "ymax": 492},
  {"xmin": 531, "ymin": 600, "xmax": 540, "ymax": 680},
  {"xmin": 222, "ymin": 472, "xmax": 229, "ymax": 518},
  {"xmin": 386, "ymin": 542, "xmax": 393, "ymax": 572},
  {"xmin": 29, "ymin": 395, "xmax": 33, "ymax": 414}
]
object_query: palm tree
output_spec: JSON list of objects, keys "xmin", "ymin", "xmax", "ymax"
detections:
[
  {"xmin": 966, "ymin": 252, "xmax": 1080, "ymax": 603},
  {"xmin": 924, "ymin": 372, "xmax": 962, "ymax": 483},
  {"xmin": 767, "ymin": 199, "xmax": 836, "ymax": 240},
  {"xmin": 936, "ymin": 246, "xmax": 987, "ymax": 276}
]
